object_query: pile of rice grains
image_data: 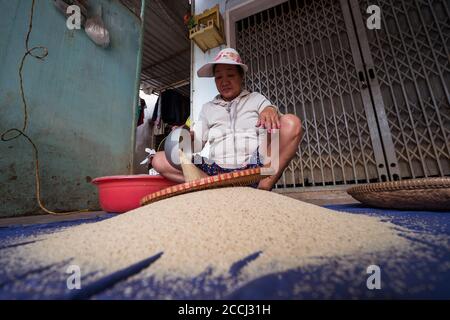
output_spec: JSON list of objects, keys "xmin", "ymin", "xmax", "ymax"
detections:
[{"xmin": 1, "ymin": 187, "xmax": 449, "ymax": 299}]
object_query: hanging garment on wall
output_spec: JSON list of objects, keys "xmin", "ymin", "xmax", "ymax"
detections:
[
  {"xmin": 179, "ymin": 95, "xmax": 190, "ymax": 125},
  {"xmin": 138, "ymin": 108, "xmax": 145, "ymax": 126},
  {"xmin": 153, "ymin": 119, "xmax": 165, "ymax": 136},
  {"xmin": 137, "ymin": 98, "xmax": 146, "ymax": 126},
  {"xmin": 152, "ymin": 96, "xmax": 161, "ymax": 122},
  {"xmin": 159, "ymin": 90, "xmax": 190, "ymax": 125}
]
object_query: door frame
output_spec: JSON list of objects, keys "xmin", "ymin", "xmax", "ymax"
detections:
[{"xmin": 226, "ymin": 0, "xmax": 288, "ymax": 49}]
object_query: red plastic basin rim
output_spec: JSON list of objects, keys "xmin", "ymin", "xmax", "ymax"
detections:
[{"xmin": 91, "ymin": 174, "xmax": 167, "ymax": 184}]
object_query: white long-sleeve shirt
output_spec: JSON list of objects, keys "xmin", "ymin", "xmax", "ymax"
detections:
[{"xmin": 192, "ymin": 90, "xmax": 279, "ymax": 169}]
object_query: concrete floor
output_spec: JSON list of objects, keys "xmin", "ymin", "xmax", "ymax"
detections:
[
  {"xmin": 0, "ymin": 211, "xmax": 110, "ymax": 228},
  {"xmin": 277, "ymin": 187, "xmax": 360, "ymax": 206},
  {"xmin": 0, "ymin": 189, "xmax": 359, "ymax": 228}
]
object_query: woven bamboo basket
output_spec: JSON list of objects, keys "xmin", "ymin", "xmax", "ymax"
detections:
[
  {"xmin": 141, "ymin": 168, "xmax": 265, "ymax": 205},
  {"xmin": 347, "ymin": 177, "xmax": 450, "ymax": 211}
]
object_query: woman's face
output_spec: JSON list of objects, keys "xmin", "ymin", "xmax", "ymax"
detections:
[{"xmin": 214, "ymin": 64, "xmax": 243, "ymax": 101}]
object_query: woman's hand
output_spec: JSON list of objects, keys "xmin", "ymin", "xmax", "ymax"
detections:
[{"xmin": 256, "ymin": 106, "xmax": 280, "ymax": 133}]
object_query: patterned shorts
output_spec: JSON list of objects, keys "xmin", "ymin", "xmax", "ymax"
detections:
[{"xmin": 193, "ymin": 148, "xmax": 264, "ymax": 188}]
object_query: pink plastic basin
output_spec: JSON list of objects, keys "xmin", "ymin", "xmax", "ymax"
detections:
[{"xmin": 92, "ymin": 175, "xmax": 178, "ymax": 213}]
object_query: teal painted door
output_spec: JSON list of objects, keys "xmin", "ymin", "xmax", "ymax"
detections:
[{"xmin": 0, "ymin": 0, "xmax": 143, "ymax": 216}]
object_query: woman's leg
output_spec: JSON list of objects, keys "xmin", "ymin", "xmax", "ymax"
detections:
[
  {"xmin": 258, "ymin": 114, "xmax": 303, "ymax": 191},
  {"xmin": 151, "ymin": 151, "xmax": 185, "ymax": 183}
]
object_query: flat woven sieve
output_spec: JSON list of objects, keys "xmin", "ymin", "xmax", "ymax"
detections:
[
  {"xmin": 140, "ymin": 168, "xmax": 265, "ymax": 205},
  {"xmin": 347, "ymin": 177, "xmax": 450, "ymax": 211}
]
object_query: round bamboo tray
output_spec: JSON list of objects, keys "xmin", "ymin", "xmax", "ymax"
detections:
[
  {"xmin": 347, "ymin": 177, "xmax": 450, "ymax": 211},
  {"xmin": 140, "ymin": 168, "xmax": 265, "ymax": 205}
]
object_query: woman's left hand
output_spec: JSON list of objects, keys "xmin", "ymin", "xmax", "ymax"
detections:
[{"xmin": 256, "ymin": 106, "xmax": 280, "ymax": 133}]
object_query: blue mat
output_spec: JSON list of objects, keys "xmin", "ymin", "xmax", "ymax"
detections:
[{"xmin": 0, "ymin": 205, "xmax": 449, "ymax": 299}]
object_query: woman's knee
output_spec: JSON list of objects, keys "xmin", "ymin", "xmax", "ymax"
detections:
[
  {"xmin": 151, "ymin": 151, "xmax": 167, "ymax": 172},
  {"xmin": 281, "ymin": 114, "xmax": 303, "ymax": 138}
]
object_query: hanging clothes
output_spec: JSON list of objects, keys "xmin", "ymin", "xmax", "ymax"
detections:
[
  {"xmin": 153, "ymin": 119, "xmax": 165, "ymax": 136},
  {"xmin": 137, "ymin": 98, "xmax": 146, "ymax": 126},
  {"xmin": 152, "ymin": 96, "xmax": 165, "ymax": 136},
  {"xmin": 159, "ymin": 89, "xmax": 190, "ymax": 125}
]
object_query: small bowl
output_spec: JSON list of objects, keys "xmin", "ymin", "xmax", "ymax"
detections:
[{"xmin": 92, "ymin": 175, "xmax": 178, "ymax": 213}]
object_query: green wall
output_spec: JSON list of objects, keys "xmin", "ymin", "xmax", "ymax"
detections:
[{"xmin": 0, "ymin": 0, "xmax": 143, "ymax": 216}]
